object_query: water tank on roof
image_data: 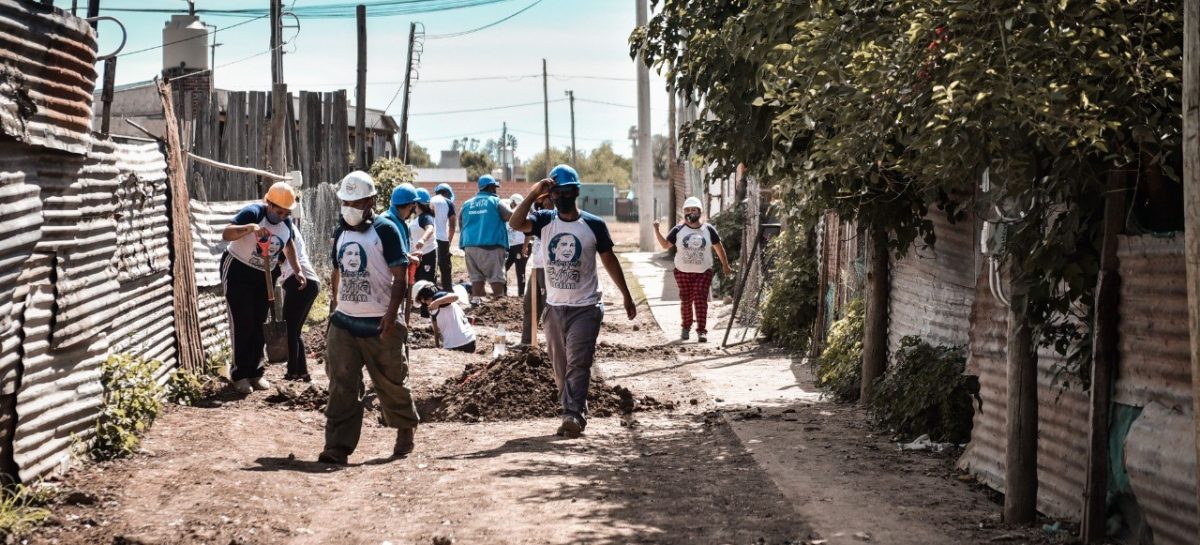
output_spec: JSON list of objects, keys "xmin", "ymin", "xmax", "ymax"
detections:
[{"xmin": 162, "ymin": 15, "xmax": 209, "ymax": 72}]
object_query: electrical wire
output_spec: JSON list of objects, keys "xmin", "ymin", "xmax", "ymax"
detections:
[
  {"xmin": 168, "ymin": 40, "xmax": 289, "ymax": 82},
  {"xmin": 574, "ymin": 97, "xmax": 637, "ymax": 109},
  {"xmin": 102, "ymin": 0, "xmax": 514, "ymax": 18},
  {"xmin": 273, "ymin": 74, "xmax": 636, "ymax": 87},
  {"xmin": 117, "ymin": 13, "xmax": 269, "ymax": 58},
  {"xmin": 426, "ymin": 0, "xmax": 544, "ymax": 39},
  {"xmin": 410, "ymin": 98, "xmax": 565, "ymax": 116}
]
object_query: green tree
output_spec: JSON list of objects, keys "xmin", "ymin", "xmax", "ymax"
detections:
[
  {"xmin": 460, "ymin": 150, "xmax": 496, "ymax": 182},
  {"xmin": 579, "ymin": 142, "xmax": 632, "ymax": 189},
  {"xmin": 406, "ymin": 142, "xmax": 434, "ymax": 167},
  {"xmin": 523, "ymin": 147, "xmax": 573, "ymax": 183},
  {"xmin": 368, "ymin": 157, "xmax": 416, "ymax": 210}
]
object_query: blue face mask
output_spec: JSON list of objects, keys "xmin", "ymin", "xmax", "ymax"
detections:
[{"xmin": 265, "ymin": 209, "xmax": 283, "ymax": 224}]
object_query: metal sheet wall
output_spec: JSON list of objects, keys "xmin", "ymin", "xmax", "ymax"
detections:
[
  {"xmin": 888, "ymin": 209, "xmax": 976, "ymax": 353},
  {"xmin": 0, "ymin": 0, "xmax": 97, "ymax": 155},
  {"xmin": 959, "ymin": 268, "xmax": 1090, "ymax": 521},
  {"xmin": 1114, "ymin": 234, "xmax": 1196, "ymax": 545},
  {"xmin": 0, "ymin": 145, "xmax": 44, "ymax": 396}
]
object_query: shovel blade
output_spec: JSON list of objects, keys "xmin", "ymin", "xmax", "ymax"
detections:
[{"xmin": 263, "ymin": 320, "xmax": 289, "ymax": 363}]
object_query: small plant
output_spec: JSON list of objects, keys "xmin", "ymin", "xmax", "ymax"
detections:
[
  {"xmin": 815, "ymin": 298, "xmax": 864, "ymax": 402},
  {"xmin": 304, "ymin": 282, "xmax": 331, "ymax": 329},
  {"xmin": 165, "ymin": 368, "xmax": 205, "ymax": 406},
  {"xmin": 93, "ymin": 353, "xmax": 163, "ymax": 461},
  {"xmin": 0, "ymin": 481, "xmax": 55, "ymax": 536},
  {"xmin": 760, "ymin": 223, "xmax": 820, "ymax": 354},
  {"xmin": 869, "ymin": 336, "xmax": 977, "ymax": 443}
]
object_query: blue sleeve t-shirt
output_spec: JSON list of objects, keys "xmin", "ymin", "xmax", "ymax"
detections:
[
  {"xmin": 329, "ymin": 217, "xmax": 407, "ymax": 336},
  {"xmin": 528, "ymin": 210, "xmax": 613, "ymax": 307}
]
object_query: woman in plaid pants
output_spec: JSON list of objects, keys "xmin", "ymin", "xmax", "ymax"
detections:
[{"xmin": 653, "ymin": 197, "xmax": 733, "ymax": 343}]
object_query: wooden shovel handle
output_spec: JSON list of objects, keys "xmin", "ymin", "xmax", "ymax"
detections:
[{"xmin": 258, "ymin": 238, "xmax": 275, "ymax": 305}]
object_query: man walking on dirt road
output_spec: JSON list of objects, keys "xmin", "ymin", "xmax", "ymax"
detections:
[
  {"xmin": 320, "ymin": 171, "xmax": 420, "ymax": 465},
  {"xmin": 509, "ymin": 164, "xmax": 637, "ymax": 438}
]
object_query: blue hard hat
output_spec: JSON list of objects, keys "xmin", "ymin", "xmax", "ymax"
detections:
[
  {"xmin": 434, "ymin": 183, "xmax": 454, "ymax": 200},
  {"xmin": 549, "ymin": 164, "xmax": 580, "ymax": 187},
  {"xmin": 478, "ymin": 175, "xmax": 499, "ymax": 191},
  {"xmin": 391, "ymin": 183, "xmax": 418, "ymax": 206},
  {"xmin": 415, "ymin": 188, "xmax": 431, "ymax": 205}
]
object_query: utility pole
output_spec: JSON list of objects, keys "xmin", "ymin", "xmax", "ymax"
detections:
[
  {"xmin": 206, "ymin": 23, "xmax": 221, "ymax": 91},
  {"xmin": 86, "ymin": 0, "xmax": 98, "ymax": 27},
  {"xmin": 269, "ymin": 0, "xmax": 287, "ymax": 175},
  {"xmin": 398, "ymin": 22, "xmax": 417, "ymax": 163},
  {"xmin": 1183, "ymin": 0, "xmax": 1200, "ymax": 535},
  {"xmin": 542, "ymin": 58, "xmax": 551, "ymax": 178},
  {"xmin": 635, "ymin": 0, "xmax": 654, "ymax": 251},
  {"xmin": 501, "ymin": 122, "xmax": 509, "ymax": 181},
  {"xmin": 355, "ymin": 4, "xmax": 367, "ymax": 170},
  {"xmin": 668, "ymin": 89, "xmax": 677, "ymax": 227},
  {"xmin": 565, "ymin": 90, "xmax": 577, "ymax": 165}
]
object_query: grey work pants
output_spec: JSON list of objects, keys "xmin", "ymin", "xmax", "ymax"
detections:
[
  {"xmin": 323, "ymin": 323, "xmax": 419, "ymax": 458},
  {"xmin": 543, "ymin": 304, "xmax": 604, "ymax": 427}
]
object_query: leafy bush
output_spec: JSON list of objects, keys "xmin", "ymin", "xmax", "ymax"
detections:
[
  {"xmin": 869, "ymin": 336, "xmax": 976, "ymax": 443},
  {"xmin": 760, "ymin": 222, "xmax": 820, "ymax": 354},
  {"xmin": 165, "ymin": 369, "xmax": 204, "ymax": 406},
  {"xmin": 815, "ymin": 298, "xmax": 863, "ymax": 402},
  {"xmin": 93, "ymin": 354, "xmax": 163, "ymax": 460},
  {"xmin": 709, "ymin": 202, "xmax": 745, "ymax": 297},
  {"xmin": 0, "ymin": 480, "xmax": 54, "ymax": 535},
  {"xmin": 367, "ymin": 158, "xmax": 416, "ymax": 211}
]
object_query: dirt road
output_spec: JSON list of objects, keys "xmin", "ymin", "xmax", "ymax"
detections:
[{"xmin": 27, "ymin": 245, "xmax": 1061, "ymax": 545}]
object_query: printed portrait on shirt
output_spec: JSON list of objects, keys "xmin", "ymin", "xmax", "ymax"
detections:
[
  {"xmin": 680, "ymin": 232, "xmax": 708, "ymax": 265},
  {"xmin": 547, "ymin": 233, "xmax": 583, "ymax": 290},
  {"xmin": 337, "ymin": 241, "xmax": 371, "ymax": 302},
  {"xmin": 251, "ymin": 234, "xmax": 285, "ymax": 269}
]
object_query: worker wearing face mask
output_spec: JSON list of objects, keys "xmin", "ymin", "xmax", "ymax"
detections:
[
  {"xmin": 320, "ymin": 171, "xmax": 419, "ymax": 465},
  {"xmin": 220, "ymin": 182, "xmax": 306, "ymax": 395},
  {"xmin": 652, "ymin": 196, "xmax": 733, "ymax": 343}
]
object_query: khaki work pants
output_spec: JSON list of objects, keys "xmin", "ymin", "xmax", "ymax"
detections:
[{"xmin": 323, "ymin": 323, "xmax": 419, "ymax": 458}]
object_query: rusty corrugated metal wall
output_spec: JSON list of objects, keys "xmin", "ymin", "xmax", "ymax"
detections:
[
  {"xmin": 959, "ymin": 267, "xmax": 1091, "ymax": 520},
  {"xmin": 888, "ymin": 209, "xmax": 976, "ymax": 353},
  {"xmin": 0, "ymin": 2, "xmax": 183, "ymax": 481},
  {"xmin": 1115, "ymin": 234, "xmax": 1196, "ymax": 545}
]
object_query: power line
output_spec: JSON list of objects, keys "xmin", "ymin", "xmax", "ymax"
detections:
[
  {"xmin": 282, "ymin": 73, "xmax": 637, "ymax": 88},
  {"xmin": 118, "ymin": 13, "xmax": 269, "ymax": 58},
  {"xmin": 410, "ymin": 98, "xmax": 566, "ymax": 116},
  {"xmin": 168, "ymin": 39, "xmax": 291, "ymax": 83},
  {"xmin": 427, "ymin": 0, "xmax": 544, "ymax": 39},
  {"xmin": 101, "ymin": 0, "xmax": 514, "ymax": 18},
  {"xmin": 574, "ymin": 97, "xmax": 636, "ymax": 109}
]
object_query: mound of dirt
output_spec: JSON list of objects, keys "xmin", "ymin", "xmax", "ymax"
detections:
[
  {"xmin": 595, "ymin": 341, "xmax": 676, "ymax": 360},
  {"xmin": 426, "ymin": 346, "xmax": 671, "ymax": 422},
  {"xmin": 265, "ymin": 383, "xmax": 328, "ymax": 411},
  {"xmin": 467, "ymin": 297, "xmax": 524, "ymax": 328}
]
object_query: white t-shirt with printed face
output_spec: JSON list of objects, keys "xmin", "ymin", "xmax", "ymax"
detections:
[
  {"xmin": 528, "ymin": 210, "xmax": 614, "ymax": 307},
  {"xmin": 667, "ymin": 223, "xmax": 722, "ymax": 274},
  {"xmin": 332, "ymin": 220, "xmax": 406, "ymax": 318},
  {"xmin": 227, "ymin": 203, "xmax": 294, "ymax": 271},
  {"xmin": 432, "ymin": 298, "xmax": 476, "ymax": 350}
]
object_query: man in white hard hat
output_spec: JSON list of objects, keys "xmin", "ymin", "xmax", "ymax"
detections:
[
  {"xmin": 653, "ymin": 196, "xmax": 733, "ymax": 343},
  {"xmin": 320, "ymin": 171, "xmax": 419, "ymax": 465}
]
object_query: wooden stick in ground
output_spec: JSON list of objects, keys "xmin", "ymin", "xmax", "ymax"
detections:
[{"xmin": 530, "ymin": 258, "xmax": 540, "ymax": 349}]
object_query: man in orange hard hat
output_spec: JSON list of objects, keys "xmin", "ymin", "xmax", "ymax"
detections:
[{"xmin": 220, "ymin": 182, "xmax": 306, "ymax": 394}]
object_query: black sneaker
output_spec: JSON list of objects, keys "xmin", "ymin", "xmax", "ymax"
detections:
[
  {"xmin": 697, "ymin": 333, "xmax": 708, "ymax": 343},
  {"xmin": 317, "ymin": 450, "xmax": 348, "ymax": 465},
  {"xmin": 284, "ymin": 373, "xmax": 312, "ymax": 383},
  {"xmin": 681, "ymin": 328, "xmax": 690, "ymax": 341},
  {"xmin": 560, "ymin": 415, "xmax": 584, "ymax": 439}
]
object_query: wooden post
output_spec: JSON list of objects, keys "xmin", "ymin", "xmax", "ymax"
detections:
[
  {"xmin": 398, "ymin": 22, "xmax": 416, "ymax": 164},
  {"xmin": 530, "ymin": 265, "xmax": 539, "ymax": 349},
  {"xmin": 1082, "ymin": 172, "xmax": 1126, "ymax": 542},
  {"xmin": 1182, "ymin": 0, "xmax": 1200, "ymax": 534},
  {"xmin": 100, "ymin": 57, "xmax": 116, "ymax": 135},
  {"xmin": 543, "ymin": 58, "xmax": 551, "ymax": 177},
  {"xmin": 270, "ymin": 83, "xmax": 288, "ymax": 175},
  {"xmin": 1004, "ymin": 288, "xmax": 1039, "ymax": 524},
  {"xmin": 156, "ymin": 79, "xmax": 206, "ymax": 374},
  {"xmin": 860, "ymin": 224, "xmax": 889, "ymax": 403},
  {"xmin": 355, "ymin": 4, "xmax": 367, "ymax": 170}
]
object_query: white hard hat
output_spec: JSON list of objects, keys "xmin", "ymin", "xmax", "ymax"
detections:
[
  {"xmin": 683, "ymin": 196, "xmax": 703, "ymax": 210},
  {"xmin": 336, "ymin": 171, "xmax": 377, "ymax": 201},
  {"xmin": 412, "ymin": 280, "xmax": 436, "ymax": 303}
]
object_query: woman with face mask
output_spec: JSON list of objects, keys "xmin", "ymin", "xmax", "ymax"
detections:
[
  {"xmin": 220, "ymin": 182, "xmax": 306, "ymax": 394},
  {"xmin": 652, "ymin": 196, "xmax": 733, "ymax": 343}
]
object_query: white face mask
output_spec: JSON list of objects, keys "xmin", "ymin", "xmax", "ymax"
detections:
[{"xmin": 341, "ymin": 205, "xmax": 365, "ymax": 226}]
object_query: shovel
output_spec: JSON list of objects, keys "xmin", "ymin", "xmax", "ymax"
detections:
[{"xmin": 258, "ymin": 238, "xmax": 289, "ymax": 364}]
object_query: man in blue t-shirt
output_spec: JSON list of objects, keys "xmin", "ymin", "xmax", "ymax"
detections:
[
  {"xmin": 509, "ymin": 164, "xmax": 637, "ymax": 439},
  {"xmin": 459, "ymin": 175, "xmax": 513, "ymax": 302},
  {"xmin": 319, "ymin": 171, "xmax": 420, "ymax": 465}
]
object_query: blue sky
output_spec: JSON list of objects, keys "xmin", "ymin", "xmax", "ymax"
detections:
[{"xmin": 95, "ymin": 0, "xmax": 671, "ymax": 160}]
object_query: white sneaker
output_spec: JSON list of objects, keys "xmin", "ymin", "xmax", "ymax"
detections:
[
  {"xmin": 250, "ymin": 377, "xmax": 271, "ymax": 391},
  {"xmin": 232, "ymin": 379, "xmax": 253, "ymax": 394}
]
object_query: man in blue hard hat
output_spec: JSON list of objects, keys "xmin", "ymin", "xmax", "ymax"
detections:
[
  {"xmin": 509, "ymin": 164, "xmax": 638, "ymax": 439},
  {"xmin": 430, "ymin": 183, "xmax": 457, "ymax": 291},
  {"xmin": 459, "ymin": 175, "xmax": 513, "ymax": 302}
]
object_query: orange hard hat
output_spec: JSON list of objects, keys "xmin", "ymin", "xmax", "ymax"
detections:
[{"xmin": 264, "ymin": 181, "xmax": 298, "ymax": 210}]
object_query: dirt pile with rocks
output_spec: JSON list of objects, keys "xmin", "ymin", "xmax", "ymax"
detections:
[
  {"xmin": 426, "ymin": 346, "xmax": 672, "ymax": 422},
  {"xmin": 595, "ymin": 341, "xmax": 676, "ymax": 360},
  {"xmin": 467, "ymin": 297, "xmax": 524, "ymax": 327},
  {"xmin": 265, "ymin": 383, "xmax": 328, "ymax": 411}
]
